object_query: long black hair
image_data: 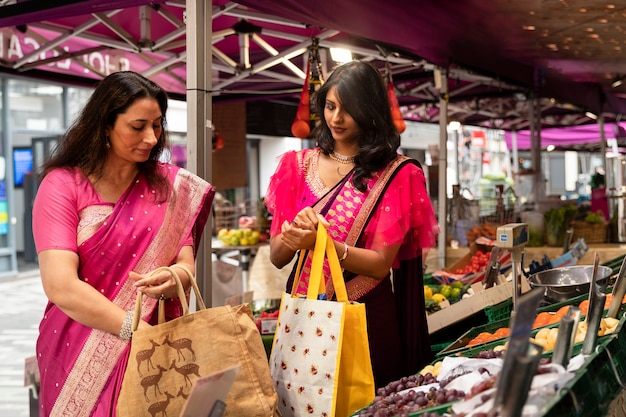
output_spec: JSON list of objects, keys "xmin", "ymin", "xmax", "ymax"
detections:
[
  {"xmin": 40, "ymin": 71, "xmax": 170, "ymax": 198},
  {"xmin": 315, "ymin": 61, "xmax": 400, "ymax": 192}
]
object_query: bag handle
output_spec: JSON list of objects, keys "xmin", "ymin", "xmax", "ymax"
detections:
[
  {"xmin": 131, "ymin": 265, "xmax": 207, "ymax": 331},
  {"xmin": 305, "ymin": 223, "xmax": 349, "ymax": 303}
]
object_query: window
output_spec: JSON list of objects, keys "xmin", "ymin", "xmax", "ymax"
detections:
[{"xmin": 13, "ymin": 147, "xmax": 33, "ymax": 188}]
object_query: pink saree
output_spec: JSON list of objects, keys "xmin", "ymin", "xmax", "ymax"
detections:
[
  {"xmin": 265, "ymin": 148, "xmax": 439, "ymax": 386},
  {"xmin": 32, "ymin": 163, "xmax": 214, "ymax": 417}
]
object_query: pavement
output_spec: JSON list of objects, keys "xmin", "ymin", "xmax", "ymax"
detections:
[{"xmin": 0, "ymin": 262, "xmax": 46, "ymax": 417}]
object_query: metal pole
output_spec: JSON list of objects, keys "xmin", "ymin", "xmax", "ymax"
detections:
[
  {"xmin": 437, "ymin": 68, "xmax": 448, "ymax": 269},
  {"xmin": 186, "ymin": 0, "xmax": 213, "ymax": 306},
  {"xmin": 599, "ymin": 115, "xmax": 606, "ymax": 176}
]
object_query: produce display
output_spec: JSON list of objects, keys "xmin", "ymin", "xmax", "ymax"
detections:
[
  {"xmin": 465, "ymin": 221, "xmax": 497, "ymax": 243},
  {"xmin": 433, "ymin": 243, "xmax": 512, "ymax": 286},
  {"xmin": 216, "ymin": 227, "xmax": 261, "ymax": 246},
  {"xmin": 351, "ymin": 253, "xmax": 626, "ymax": 417},
  {"xmin": 451, "ymin": 250, "xmax": 490, "ymax": 276},
  {"xmin": 465, "ymin": 294, "xmax": 624, "ymax": 347},
  {"xmin": 424, "ymin": 282, "xmax": 474, "ymax": 313}
]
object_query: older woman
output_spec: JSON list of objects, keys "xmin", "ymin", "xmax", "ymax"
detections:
[{"xmin": 32, "ymin": 71, "xmax": 214, "ymax": 416}]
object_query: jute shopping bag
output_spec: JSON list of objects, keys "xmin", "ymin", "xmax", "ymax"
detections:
[
  {"xmin": 269, "ymin": 223, "xmax": 375, "ymax": 417},
  {"xmin": 117, "ymin": 265, "xmax": 278, "ymax": 417}
]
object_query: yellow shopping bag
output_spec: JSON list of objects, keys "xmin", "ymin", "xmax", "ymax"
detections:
[{"xmin": 269, "ymin": 223, "xmax": 375, "ymax": 417}]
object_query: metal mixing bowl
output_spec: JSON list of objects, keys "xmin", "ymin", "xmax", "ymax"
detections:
[{"xmin": 528, "ymin": 265, "xmax": 613, "ymax": 303}]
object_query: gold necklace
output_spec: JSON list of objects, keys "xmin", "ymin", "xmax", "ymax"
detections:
[
  {"xmin": 329, "ymin": 151, "xmax": 356, "ymax": 164},
  {"xmin": 337, "ymin": 165, "xmax": 352, "ymax": 177}
]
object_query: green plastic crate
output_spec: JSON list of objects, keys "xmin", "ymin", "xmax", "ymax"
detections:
[
  {"xmin": 485, "ymin": 298, "xmax": 513, "ymax": 323},
  {"xmin": 541, "ymin": 332, "xmax": 626, "ymax": 417},
  {"xmin": 436, "ymin": 302, "xmax": 624, "ymax": 359}
]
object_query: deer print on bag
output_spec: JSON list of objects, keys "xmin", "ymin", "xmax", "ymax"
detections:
[
  {"xmin": 136, "ymin": 339, "xmax": 160, "ymax": 376},
  {"xmin": 141, "ymin": 364, "xmax": 167, "ymax": 402},
  {"xmin": 162, "ymin": 335, "xmax": 196, "ymax": 361},
  {"xmin": 170, "ymin": 359, "xmax": 200, "ymax": 387},
  {"xmin": 176, "ymin": 386, "xmax": 189, "ymax": 400},
  {"xmin": 147, "ymin": 391, "xmax": 174, "ymax": 417}
]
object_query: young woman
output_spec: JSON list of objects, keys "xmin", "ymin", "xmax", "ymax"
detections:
[{"xmin": 265, "ymin": 61, "xmax": 439, "ymax": 387}]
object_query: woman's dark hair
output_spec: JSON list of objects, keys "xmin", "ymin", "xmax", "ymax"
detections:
[
  {"xmin": 315, "ymin": 60, "xmax": 401, "ymax": 192},
  {"xmin": 40, "ymin": 71, "xmax": 170, "ymax": 198}
]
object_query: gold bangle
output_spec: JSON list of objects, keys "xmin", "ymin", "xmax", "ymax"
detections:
[{"xmin": 339, "ymin": 242, "xmax": 349, "ymax": 263}]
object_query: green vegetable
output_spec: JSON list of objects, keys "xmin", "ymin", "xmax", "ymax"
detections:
[
  {"xmin": 585, "ymin": 210, "xmax": 606, "ymax": 224},
  {"xmin": 439, "ymin": 284, "xmax": 452, "ymax": 299},
  {"xmin": 451, "ymin": 281, "xmax": 464, "ymax": 289},
  {"xmin": 425, "ymin": 298, "xmax": 441, "ymax": 313},
  {"xmin": 544, "ymin": 204, "xmax": 578, "ymax": 246}
]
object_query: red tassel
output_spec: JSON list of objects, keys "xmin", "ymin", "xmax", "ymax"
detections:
[
  {"xmin": 291, "ymin": 61, "xmax": 311, "ymax": 139},
  {"xmin": 212, "ymin": 130, "xmax": 224, "ymax": 152},
  {"xmin": 387, "ymin": 78, "xmax": 406, "ymax": 133}
]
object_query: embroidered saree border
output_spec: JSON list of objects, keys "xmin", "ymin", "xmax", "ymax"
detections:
[{"xmin": 51, "ymin": 168, "xmax": 213, "ymax": 416}]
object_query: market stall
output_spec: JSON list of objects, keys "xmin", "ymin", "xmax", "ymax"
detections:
[{"xmin": 350, "ymin": 240, "xmax": 626, "ymax": 417}]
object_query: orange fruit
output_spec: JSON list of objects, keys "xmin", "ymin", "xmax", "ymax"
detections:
[
  {"xmin": 533, "ymin": 312, "xmax": 551, "ymax": 329},
  {"xmin": 548, "ymin": 313, "xmax": 562, "ymax": 325},
  {"xmin": 468, "ymin": 336, "xmax": 486, "ymax": 346},
  {"xmin": 604, "ymin": 294, "xmax": 614, "ymax": 309},
  {"xmin": 578, "ymin": 299, "xmax": 589, "ymax": 315},
  {"xmin": 493, "ymin": 328, "xmax": 511, "ymax": 338},
  {"xmin": 554, "ymin": 306, "xmax": 570, "ymax": 318},
  {"xmin": 468, "ymin": 332, "xmax": 493, "ymax": 346}
]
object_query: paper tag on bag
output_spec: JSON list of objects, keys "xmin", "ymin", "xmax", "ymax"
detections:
[{"xmin": 179, "ymin": 364, "xmax": 240, "ymax": 417}]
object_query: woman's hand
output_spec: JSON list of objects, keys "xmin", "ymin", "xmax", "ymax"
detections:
[
  {"xmin": 130, "ymin": 268, "xmax": 177, "ymax": 300},
  {"xmin": 130, "ymin": 246, "xmax": 194, "ymax": 300},
  {"xmin": 280, "ymin": 208, "xmax": 329, "ymax": 252}
]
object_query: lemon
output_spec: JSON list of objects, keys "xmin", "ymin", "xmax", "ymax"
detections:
[
  {"xmin": 432, "ymin": 293, "xmax": 446, "ymax": 303},
  {"xmin": 424, "ymin": 285, "xmax": 433, "ymax": 298}
]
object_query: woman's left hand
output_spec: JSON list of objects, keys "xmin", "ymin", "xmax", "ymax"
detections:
[
  {"xmin": 130, "ymin": 268, "xmax": 177, "ymax": 300},
  {"xmin": 280, "ymin": 208, "xmax": 329, "ymax": 251}
]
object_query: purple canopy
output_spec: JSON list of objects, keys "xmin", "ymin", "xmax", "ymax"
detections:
[{"xmin": 504, "ymin": 123, "xmax": 626, "ymax": 150}]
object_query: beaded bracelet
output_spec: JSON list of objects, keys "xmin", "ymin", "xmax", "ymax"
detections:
[
  {"xmin": 339, "ymin": 242, "xmax": 349, "ymax": 263},
  {"xmin": 119, "ymin": 310, "xmax": 134, "ymax": 341}
]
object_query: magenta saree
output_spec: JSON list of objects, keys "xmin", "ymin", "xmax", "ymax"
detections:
[
  {"xmin": 32, "ymin": 163, "xmax": 214, "ymax": 417},
  {"xmin": 265, "ymin": 148, "xmax": 439, "ymax": 387}
]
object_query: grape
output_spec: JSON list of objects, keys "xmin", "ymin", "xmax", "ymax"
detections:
[{"xmin": 415, "ymin": 396, "xmax": 428, "ymax": 406}]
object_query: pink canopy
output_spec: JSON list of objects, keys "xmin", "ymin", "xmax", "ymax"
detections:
[{"xmin": 504, "ymin": 123, "xmax": 626, "ymax": 151}]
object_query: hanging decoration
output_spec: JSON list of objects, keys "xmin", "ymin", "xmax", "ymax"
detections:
[
  {"xmin": 291, "ymin": 59, "xmax": 311, "ymax": 139},
  {"xmin": 211, "ymin": 121, "xmax": 224, "ymax": 152},
  {"xmin": 291, "ymin": 37, "xmax": 324, "ymax": 139},
  {"xmin": 386, "ymin": 63, "xmax": 407, "ymax": 134}
]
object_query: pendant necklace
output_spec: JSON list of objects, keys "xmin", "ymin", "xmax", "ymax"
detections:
[
  {"xmin": 330, "ymin": 151, "xmax": 356, "ymax": 176},
  {"xmin": 336, "ymin": 165, "xmax": 353, "ymax": 177}
]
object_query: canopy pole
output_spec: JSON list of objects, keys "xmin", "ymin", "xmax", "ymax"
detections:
[
  {"xmin": 530, "ymin": 94, "xmax": 545, "ymax": 203},
  {"xmin": 599, "ymin": 115, "xmax": 606, "ymax": 175},
  {"xmin": 511, "ymin": 130, "xmax": 519, "ymax": 199},
  {"xmin": 186, "ymin": 0, "xmax": 213, "ymax": 306},
  {"xmin": 437, "ymin": 68, "xmax": 448, "ymax": 269}
]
